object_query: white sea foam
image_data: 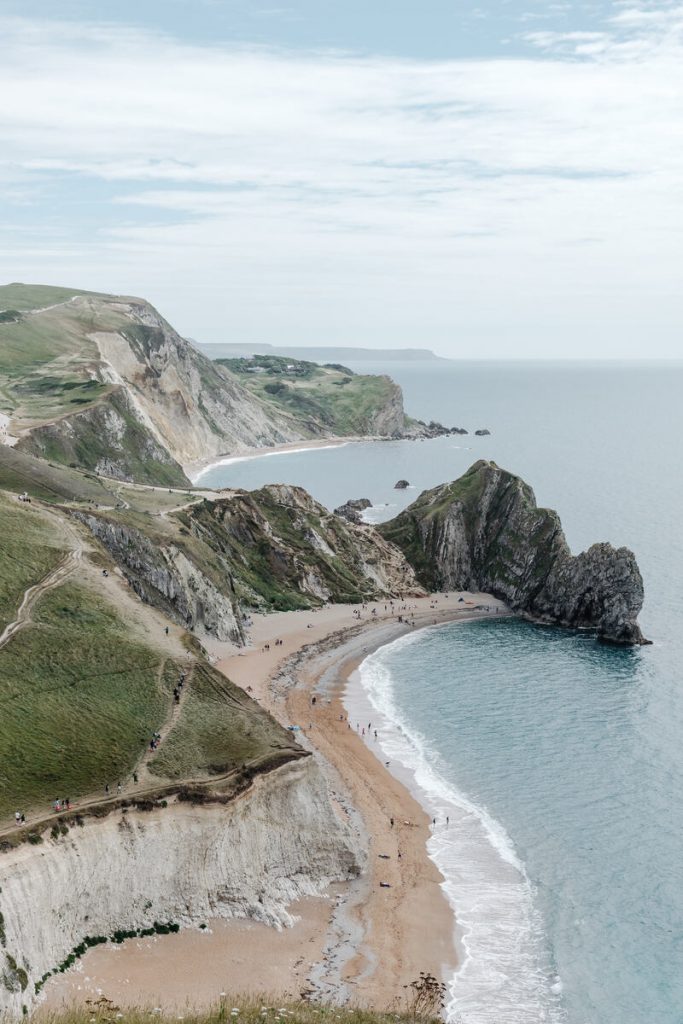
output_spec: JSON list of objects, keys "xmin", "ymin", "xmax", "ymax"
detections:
[
  {"xmin": 359, "ymin": 502, "xmax": 398, "ymax": 523},
  {"xmin": 349, "ymin": 628, "xmax": 567, "ymax": 1024},
  {"xmin": 192, "ymin": 443, "xmax": 349, "ymax": 483}
]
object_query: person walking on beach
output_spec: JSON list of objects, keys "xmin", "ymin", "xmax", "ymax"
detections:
[{"xmin": 390, "ymin": 817, "xmax": 394, "ymax": 828}]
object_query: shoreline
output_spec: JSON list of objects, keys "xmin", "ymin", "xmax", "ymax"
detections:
[
  {"xmin": 42, "ymin": 595, "xmax": 510, "ymax": 1015},
  {"xmin": 186, "ymin": 437, "xmax": 359, "ymax": 483}
]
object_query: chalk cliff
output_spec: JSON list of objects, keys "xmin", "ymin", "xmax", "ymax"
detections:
[
  {"xmin": 380, "ymin": 460, "xmax": 647, "ymax": 644},
  {"xmin": 0, "ymin": 759, "xmax": 363, "ymax": 1015}
]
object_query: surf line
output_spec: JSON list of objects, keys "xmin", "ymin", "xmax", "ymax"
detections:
[{"xmin": 344, "ymin": 622, "xmax": 566, "ymax": 1024}]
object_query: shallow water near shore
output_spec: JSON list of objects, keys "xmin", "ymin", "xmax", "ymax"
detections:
[{"xmin": 204, "ymin": 360, "xmax": 683, "ymax": 1024}]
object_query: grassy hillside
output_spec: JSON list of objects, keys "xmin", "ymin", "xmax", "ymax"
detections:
[
  {"xmin": 0, "ymin": 445, "xmax": 193, "ymax": 510},
  {"xmin": 0, "ymin": 283, "xmax": 106, "ymax": 313},
  {"xmin": 30, "ymin": 1002, "xmax": 440, "ymax": 1024},
  {"xmin": 217, "ymin": 355, "xmax": 404, "ymax": 436},
  {"xmin": 0, "ymin": 483, "xmax": 302, "ymax": 824},
  {"xmin": 148, "ymin": 661, "xmax": 298, "ymax": 780},
  {"xmin": 0, "ymin": 493, "xmax": 66, "ymax": 630},
  {"xmin": 0, "ymin": 579, "xmax": 172, "ymax": 820}
]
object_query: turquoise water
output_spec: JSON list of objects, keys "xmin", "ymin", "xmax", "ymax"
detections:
[{"xmin": 199, "ymin": 361, "xmax": 683, "ymax": 1023}]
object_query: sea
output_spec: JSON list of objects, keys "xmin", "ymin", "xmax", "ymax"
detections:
[{"xmin": 195, "ymin": 360, "xmax": 683, "ymax": 1024}]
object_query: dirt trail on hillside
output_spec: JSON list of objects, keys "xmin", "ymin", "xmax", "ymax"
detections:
[{"xmin": 0, "ymin": 542, "xmax": 83, "ymax": 650}]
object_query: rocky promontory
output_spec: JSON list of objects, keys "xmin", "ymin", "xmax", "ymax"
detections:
[{"xmin": 380, "ymin": 460, "xmax": 647, "ymax": 645}]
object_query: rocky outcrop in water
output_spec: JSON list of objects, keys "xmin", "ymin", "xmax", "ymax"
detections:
[{"xmin": 380, "ymin": 460, "xmax": 647, "ymax": 645}]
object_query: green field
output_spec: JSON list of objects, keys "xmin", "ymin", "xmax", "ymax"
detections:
[
  {"xmin": 0, "ymin": 581, "xmax": 174, "ymax": 820},
  {"xmin": 0, "ymin": 493, "xmax": 66, "ymax": 630},
  {"xmin": 217, "ymin": 354, "xmax": 400, "ymax": 436},
  {"xmin": 0, "ymin": 283, "xmax": 105, "ymax": 313}
]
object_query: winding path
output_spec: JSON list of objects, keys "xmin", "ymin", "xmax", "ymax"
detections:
[{"xmin": 0, "ymin": 543, "xmax": 83, "ymax": 651}]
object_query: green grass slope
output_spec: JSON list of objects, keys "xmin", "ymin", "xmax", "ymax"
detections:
[
  {"xmin": 0, "ymin": 446, "xmax": 193, "ymax": 510},
  {"xmin": 0, "ymin": 484, "xmax": 302, "ymax": 823},
  {"xmin": 0, "ymin": 493, "xmax": 66, "ymax": 631},
  {"xmin": 0, "ymin": 283, "xmax": 106, "ymax": 313},
  {"xmin": 148, "ymin": 661, "xmax": 298, "ymax": 781},
  {"xmin": 217, "ymin": 354, "xmax": 403, "ymax": 436},
  {"xmin": 0, "ymin": 580, "xmax": 172, "ymax": 820}
]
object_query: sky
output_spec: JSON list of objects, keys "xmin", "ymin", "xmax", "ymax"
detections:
[{"xmin": 1, "ymin": 1, "xmax": 682, "ymax": 358}]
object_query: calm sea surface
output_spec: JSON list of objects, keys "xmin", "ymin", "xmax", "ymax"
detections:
[{"xmin": 197, "ymin": 361, "xmax": 683, "ymax": 1024}]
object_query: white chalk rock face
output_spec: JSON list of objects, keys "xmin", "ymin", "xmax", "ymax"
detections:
[{"xmin": 0, "ymin": 760, "xmax": 363, "ymax": 1015}]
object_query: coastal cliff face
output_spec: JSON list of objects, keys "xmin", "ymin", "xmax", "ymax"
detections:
[
  {"xmin": 380, "ymin": 460, "xmax": 647, "ymax": 644},
  {"xmin": 71, "ymin": 512, "xmax": 244, "ymax": 642},
  {"xmin": 22, "ymin": 387, "xmax": 189, "ymax": 486},
  {"xmin": 183, "ymin": 484, "xmax": 424, "ymax": 609},
  {"xmin": 72, "ymin": 483, "xmax": 423, "ymax": 636},
  {"xmin": 0, "ymin": 759, "xmax": 363, "ymax": 1016},
  {"xmin": 89, "ymin": 300, "xmax": 309, "ymax": 466},
  {"xmin": 3, "ymin": 285, "xmax": 438, "ymax": 485}
]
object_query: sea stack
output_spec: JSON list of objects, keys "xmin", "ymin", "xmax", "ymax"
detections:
[{"xmin": 380, "ymin": 460, "xmax": 648, "ymax": 645}]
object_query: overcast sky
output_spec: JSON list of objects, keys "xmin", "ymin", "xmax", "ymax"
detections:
[{"xmin": 1, "ymin": 1, "xmax": 682, "ymax": 358}]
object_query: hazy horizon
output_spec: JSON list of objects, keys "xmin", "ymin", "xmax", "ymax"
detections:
[{"xmin": 2, "ymin": 2, "xmax": 682, "ymax": 359}]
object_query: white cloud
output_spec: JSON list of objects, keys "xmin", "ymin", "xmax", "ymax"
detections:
[{"xmin": 0, "ymin": 13, "xmax": 682, "ymax": 356}]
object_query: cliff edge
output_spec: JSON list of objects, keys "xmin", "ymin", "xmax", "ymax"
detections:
[{"xmin": 380, "ymin": 460, "xmax": 647, "ymax": 645}]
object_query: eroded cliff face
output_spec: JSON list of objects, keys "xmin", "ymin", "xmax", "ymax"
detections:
[
  {"xmin": 20, "ymin": 388, "xmax": 189, "ymax": 486},
  {"xmin": 380, "ymin": 460, "xmax": 647, "ymax": 645},
  {"xmin": 184, "ymin": 484, "xmax": 425, "ymax": 610},
  {"xmin": 72, "ymin": 512, "xmax": 244, "ymax": 642},
  {"xmin": 73, "ymin": 484, "xmax": 422, "ymax": 635},
  {"xmin": 363, "ymin": 378, "xmax": 406, "ymax": 436},
  {"xmin": 90, "ymin": 300, "xmax": 310, "ymax": 467},
  {"xmin": 0, "ymin": 759, "xmax": 363, "ymax": 1015}
]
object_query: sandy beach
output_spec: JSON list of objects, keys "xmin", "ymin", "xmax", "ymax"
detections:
[
  {"xmin": 186, "ymin": 437, "xmax": 359, "ymax": 484},
  {"xmin": 42, "ymin": 592, "xmax": 508, "ymax": 1014}
]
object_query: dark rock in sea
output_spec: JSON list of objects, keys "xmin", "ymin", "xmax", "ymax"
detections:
[
  {"xmin": 394, "ymin": 480, "xmax": 410, "ymax": 489},
  {"xmin": 474, "ymin": 428, "xmax": 491, "ymax": 436},
  {"xmin": 403, "ymin": 420, "xmax": 468, "ymax": 439},
  {"xmin": 379, "ymin": 460, "xmax": 648, "ymax": 646},
  {"xmin": 334, "ymin": 498, "xmax": 373, "ymax": 523}
]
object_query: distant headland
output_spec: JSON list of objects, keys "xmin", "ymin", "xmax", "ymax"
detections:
[{"xmin": 194, "ymin": 341, "xmax": 450, "ymax": 363}]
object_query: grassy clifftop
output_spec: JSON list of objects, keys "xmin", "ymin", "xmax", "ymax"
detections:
[{"xmin": 217, "ymin": 354, "xmax": 407, "ymax": 436}]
